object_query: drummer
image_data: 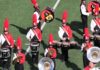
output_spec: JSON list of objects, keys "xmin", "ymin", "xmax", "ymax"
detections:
[{"xmin": 0, "ymin": 18, "xmax": 14, "ymax": 70}]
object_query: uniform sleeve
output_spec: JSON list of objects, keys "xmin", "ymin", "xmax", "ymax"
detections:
[
  {"xmin": 90, "ymin": 19, "xmax": 96, "ymax": 32},
  {"xmin": 9, "ymin": 34, "xmax": 14, "ymax": 48},
  {"xmin": 20, "ymin": 53, "xmax": 25, "ymax": 64},
  {"xmin": 81, "ymin": 4, "xmax": 90, "ymax": 16}
]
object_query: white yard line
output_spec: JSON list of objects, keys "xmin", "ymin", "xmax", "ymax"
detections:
[
  {"xmin": 40, "ymin": 0, "xmax": 61, "ymax": 30},
  {"xmin": 53, "ymin": 0, "xmax": 61, "ymax": 10}
]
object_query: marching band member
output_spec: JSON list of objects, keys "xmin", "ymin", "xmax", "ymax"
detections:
[
  {"xmin": 13, "ymin": 36, "xmax": 25, "ymax": 70},
  {"xmin": 44, "ymin": 34, "xmax": 57, "ymax": 70},
  {"xmin": 26, "ymin": 14, "xmax": 42, "ymax": 63},
  {"xmin": 80, "ymin": 0, "xmax": 91, "ymax": 30},
  {"xmin": 58, "ymin": 11, "xmax": 79, "ymax": 62},
  {"xmin": 31, "ymin": 0, "xmax": 41, "ymax": 28},
  {"xmin": 0, "ymin": 18, "xmax": 14, "ymax": 70},
  {"xmin": 0, "ymin": 18, "xmax": 14, "ymax": 48},
  {"xmin": 81, "ymin": 27, "xmax": 94, "ymax": 68},
  {"xmin": 44, "ymin": 34, "xmax": 57, "ymax": 59},
  {"xmin": 90, "ymin": 17, "xmax": 100, "ymax": 47}
]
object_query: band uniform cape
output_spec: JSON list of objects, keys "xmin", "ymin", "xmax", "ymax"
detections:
[
  {"xmin": 26, "ymin": 28, "xmax": 42, "ymax": 42},
  {"xmin": 58, "ymin": 25, "xmax": 73, "ymax": 40},
  {"xmin": 0, "ymin": 18, "xmax": 14, "ymax": 48},
  {"xmin": 26, "ymin": 13, "xmax": 42, "ymax": 42},
  {"xmin": 90, "ymin": 17, "xmax": 100, "ymax": 32},
  {"xmin": 87, "ymin": 1, "xmax": 100, "ymax": 16}
]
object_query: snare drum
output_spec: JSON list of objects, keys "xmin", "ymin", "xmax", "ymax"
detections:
[
  {"xmin": 0, "ymin": 48, "xmax": 10, "ymax": 59},
  {"xmin": 30, "ymin": 43, "xmax": 40, "ymax": 53}
]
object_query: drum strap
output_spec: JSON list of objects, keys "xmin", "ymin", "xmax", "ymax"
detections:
[{"xmin": 3, "ymin": 35, "xmax": 10, "ymax": 46}]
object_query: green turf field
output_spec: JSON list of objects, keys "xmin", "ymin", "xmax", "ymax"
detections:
[{"xmin": 0, "ymin": 0, "xmax": 100, "ymax": 70}]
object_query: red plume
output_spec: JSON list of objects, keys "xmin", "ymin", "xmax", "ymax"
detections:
[
  {"xmin": 4, "ymin": 18, "xmax": 9, "ymax": 31},
  {"xmin": 49, "ymin": 34, "xmax": 54, "ymax": 45},
  {"xmin": 32, "ymin": 14, "xmax": 38, "ymax": 26},
  {"xmin": 84, "ymin": 27, "xmax": 90, "ymax": 40},
  {"xmin": 31, "ymin": 0, "xmax": 38, "ymax": 8},
  {"xmin": 62, "ymin": 10, "xmax": 68, "ymax": 24},
  {"xmin": 16, "ymin": 36, "xmax": 22, "ymax": 50}
]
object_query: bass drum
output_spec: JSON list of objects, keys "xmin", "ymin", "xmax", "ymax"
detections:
[
  {"xmin": 40, "ymin": 7, "xmax": 54, "ymax": 22},
  {"xmin": 38, "ymin": 57, "xmax": 54, "ymax": 70}
]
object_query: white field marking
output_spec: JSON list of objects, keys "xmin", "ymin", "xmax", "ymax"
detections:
[{"xmin": 40, "ymin": 0, "xmax": 61, "ymax": 30}]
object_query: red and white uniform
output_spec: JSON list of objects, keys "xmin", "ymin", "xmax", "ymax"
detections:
[
  {"xmin": 26, "ymin": 28, "xmax": 42, "ymax": 42},
  {"xmin": 26, "ymin": 14, "xmax": 42, "ymax": 42},
  {"xmin": 90, "ymin": 17, "xmax": 100, "ymax": 32},
  {"xmin": 0, "ymin": 18, "xmax": 14, "ymax": 48},
  {"xmin": 58, "ymin": 10, "xmax": 72, "ymax": 40},
  {"xmin": 58, "ymin": 25, "xmax": 73, "ymax": 40}
]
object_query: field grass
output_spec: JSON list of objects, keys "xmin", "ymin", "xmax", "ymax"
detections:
[{"xmin": 0, "ymin": 0, "xmax": 100, "ymax": 70}]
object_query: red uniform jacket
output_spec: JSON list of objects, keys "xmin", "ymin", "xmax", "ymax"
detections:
[
  {"xmin": 48, "ymin": 47, "xmax": 57, "ymax": 59},
  {"xmin": 17, "ymin": 52, "xmax": 25, "ymax": 64},
  {"xmin": 62, "ymin": 25, "xmax": 73, "ymax": 39}
]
